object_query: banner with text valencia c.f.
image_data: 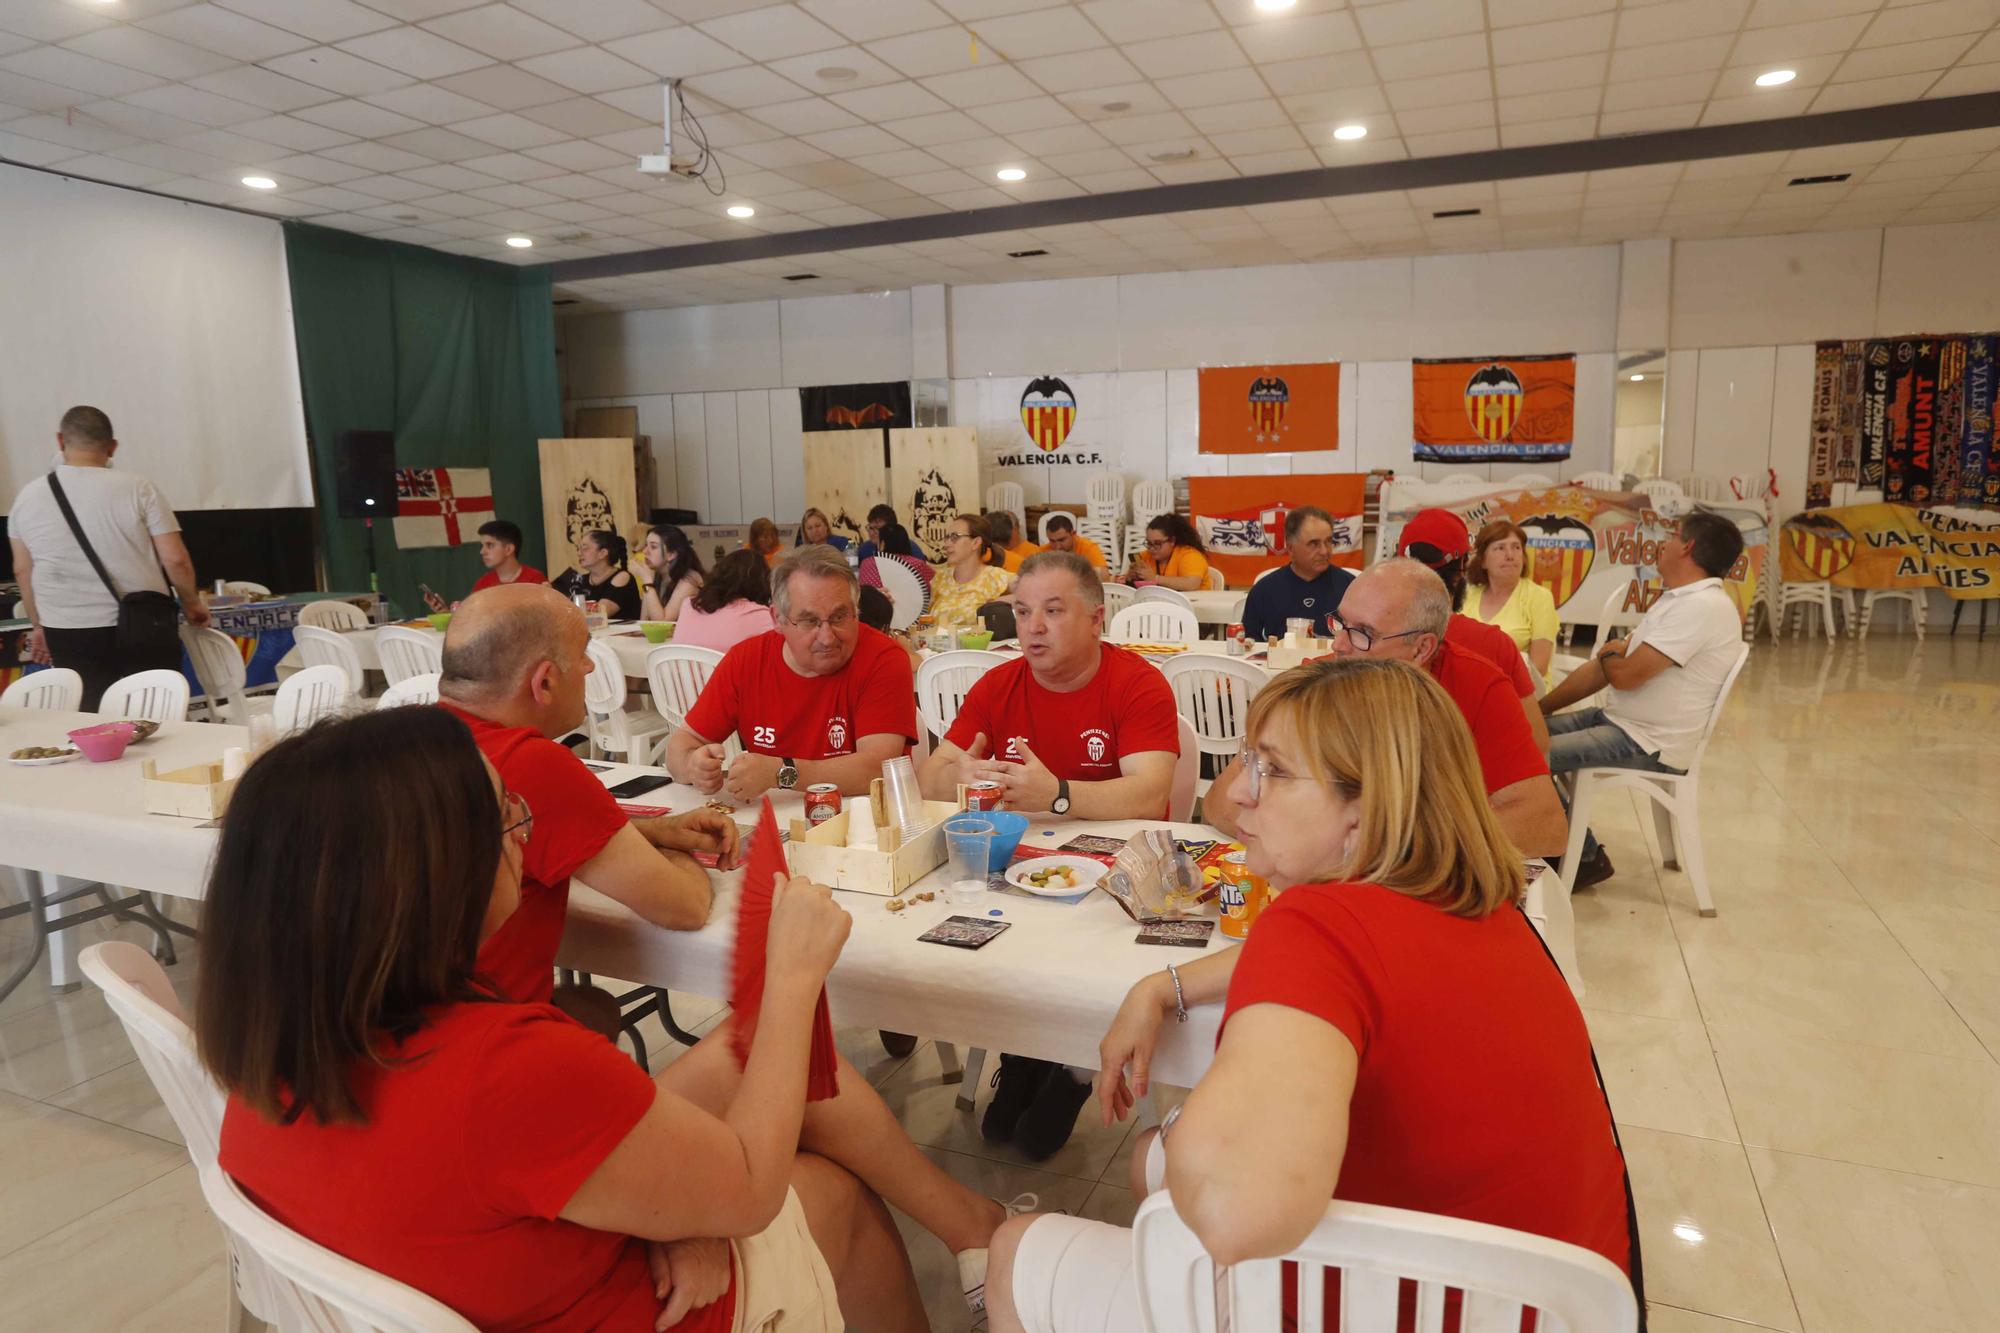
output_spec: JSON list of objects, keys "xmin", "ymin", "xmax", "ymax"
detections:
[
  {"xmin": 1779, "ymin": 503, "xmax": 2000, "ymax": 599},
  {"xmin": 1412, "ymin": 354, "xmax": 1575, "ymax": 464},
  {"xmin": 1197, "ymin": 362, "xmax": 1340, "ymax": 454}
]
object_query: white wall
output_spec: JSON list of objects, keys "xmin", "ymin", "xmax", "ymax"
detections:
[{"xmin": 565, "ymin": 221, "xmax": 2000, "ymax": 535}]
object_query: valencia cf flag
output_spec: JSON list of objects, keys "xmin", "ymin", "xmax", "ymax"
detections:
[
  {"xmin": 799, "ymin": 382, "xmax": 912, "ymax": 431},
  {"xmin": 1413, "ymin": 354, "xmax": 1575, "ymax": 464}
]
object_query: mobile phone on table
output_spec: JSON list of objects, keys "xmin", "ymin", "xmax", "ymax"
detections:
[{"xmin": 608, "ymin": 773, "xmax": 672, "ymax": 799}]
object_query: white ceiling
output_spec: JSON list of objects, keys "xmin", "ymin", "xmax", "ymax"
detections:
[{"xmin": 2, "ymin": 0, "xmax": 1998, "ymax": 310}]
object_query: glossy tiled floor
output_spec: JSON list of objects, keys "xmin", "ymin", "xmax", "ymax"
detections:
[{"xmin": 2, "ymin": 631, "xmax": 1997, "ymax": 1332}]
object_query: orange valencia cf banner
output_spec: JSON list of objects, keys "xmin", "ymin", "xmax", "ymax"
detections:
[
  {"xmin": 1198, "ymin": 362, "xmax": 1340, "ymax": 454},
  {"xmin": 1413, "ymin": 354, "xmax": 1575, "ymax": 464}
]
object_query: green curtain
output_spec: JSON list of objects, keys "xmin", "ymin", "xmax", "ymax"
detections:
[{"xmin": 284, "ymin": 222, "xmax": 560, "ymax": 617}]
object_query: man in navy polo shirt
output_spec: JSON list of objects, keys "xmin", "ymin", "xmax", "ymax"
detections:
[{"xmin": 1239, "ymin": 506, "xmax": 1354, "ymax": 640}]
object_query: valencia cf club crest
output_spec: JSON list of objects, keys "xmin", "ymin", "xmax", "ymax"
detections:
[
  {"xmin": 1465, "ymin": 364, "xmax": 1526, "ymax": 443},
  {"xmin": 1083, "ymin": 730, "xmax": 1109, "ymax": 764},
  {"xmin": 1519, "ymin": 514, "xmax": 1597, "ymax": 610},
  {"xmin": 1784, "ymin": 516, "xmax": 1857, "ymax": 579},
  {"xmin": 1247, "ymin": 375, "xmax": 1289, "ymax": 444},
  {"xmin": 826, "ymin": 717, "xmax": 849, "ymax": 752},
  {"xmin": 1020, "ymin": 376, "xmax": 1078, "ymax": 452}
]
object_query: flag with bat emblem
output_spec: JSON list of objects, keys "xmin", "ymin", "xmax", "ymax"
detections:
[
  {"xmin": 1020, "ymin": 376, "xmax": 1078, "ymax": 452},
  {"xmin": 1520, "ymin": 514, "xmax": 1597, "ymax": 609}
]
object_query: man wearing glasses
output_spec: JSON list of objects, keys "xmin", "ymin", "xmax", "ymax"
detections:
[
  {"xmin": 1205, "ymin": 558, "xmax": 1569, "ymax": 858},
  {"xmin": 667, "ymin": 544, "xmax": 917, "ymax": 801},
  {"xmin": 1238, "ymin": 506, "xmax": 1354, "ymax": 640}
]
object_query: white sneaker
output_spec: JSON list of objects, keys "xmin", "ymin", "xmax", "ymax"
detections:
[{"xmin": 957, "ymin": 1193, "xmax": 1042, "ymax": 1313}]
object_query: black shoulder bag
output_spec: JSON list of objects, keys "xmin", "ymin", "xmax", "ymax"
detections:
[{"xmin": 45, "ymin": 471, "xmax": 183, "ymax": 660}]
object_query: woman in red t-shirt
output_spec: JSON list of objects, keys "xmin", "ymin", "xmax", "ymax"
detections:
[
  {"xmin": 982, "ymin": 657, "xmax": 1637, "ymax": 1333},
  {"xmin": 196, "ymin": 707, "xmax": 928, "ymax": 1332}
]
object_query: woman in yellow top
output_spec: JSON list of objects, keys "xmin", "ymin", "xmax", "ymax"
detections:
[
  {"xmin": 1460, "ymin": 519, "xmax": 1560, "ymax": 679},
  {"xmin": 930, "ymin": 512, "xmax": 1014, "ymax": 631},
  {"xmin": 1127, "ymin": 512, "xmax": 1211, "ymax": 591}
]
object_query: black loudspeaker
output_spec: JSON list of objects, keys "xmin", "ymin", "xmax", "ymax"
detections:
[
  {"xmin": 651, "ymin": 507, "xmax": 699, "ymax": 526},
  {"xmin": 334, "ymin": 430, "xmax": 397, "ymax": 519}
]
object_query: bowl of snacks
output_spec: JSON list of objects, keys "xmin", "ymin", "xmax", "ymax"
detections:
[
  {"xmin": 9, "ymin": 744, "xmax": 79, "ymax": 766},
  {"xmin": 956, "ymin": 629, "xmax": 993, "ymax": 650},
  {"xmin": 976, "ymin": 808, "xmax": 1029, "ymax": 870},
  {"xmin": 640, "ymin": 620, "xmax": 674, "ymax": 644},
  {"xmin": 1004, "ymin": 855, "xmax": 1106, "ymax": 897},
  {"xmin": 68, "ymin": 721, "xmax": 138, "ymax": 763},
  {"xmin": 427, "ymin": 612, "xmax": 453, "ymax": 632},
  {"xmin": 125, "ymin": 719, "xmax": 160, "ymax": 744}
]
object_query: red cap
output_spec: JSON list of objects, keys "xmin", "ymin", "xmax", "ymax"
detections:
[{"xmin": 1397, "ymin": 508, "xmax": 1471, "ymax": 566}]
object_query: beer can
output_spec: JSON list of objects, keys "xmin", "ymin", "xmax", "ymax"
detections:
[
  {"xmin": 1217, "ymin": 850, "xmax": 1268, "ymax": 940},
  {"xmin": 804, "ymin": 783, "xmax": 842, "ymax": 825},
  {"xmin": 965, "ymin": 780, "xmax": 1004, "ymax": 812}
]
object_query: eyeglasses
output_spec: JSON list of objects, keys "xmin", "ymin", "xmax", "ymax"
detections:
[
  {"xmin": 786, "ymin": 610, "xmax": 856, "ymax": 633},
  {"xmin": 502, "ymin": 791, "xmax": 533, "ymax": 846},
  {"xmin": 1327, "ymin": 613, "xmax": 1428, "ymax": 653},
  {"xmin": 1235, "ymin": 745, "xmax": 1315, "ymax": 803},
  {"xmin": 1145, "ymin": 538, "xmax": 1172, "ymax": 550}
]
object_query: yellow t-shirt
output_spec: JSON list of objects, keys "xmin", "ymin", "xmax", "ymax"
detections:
[
  {"xmin": 928, "ymin": 563, "xmax": 1013, "ymax": 630},
  {"xmin": 1459, "ymin": 578, "xmax": 1560, "ymax": 650},
  {"xmin": 1144, "ymin": 546, "xmax": 1210, "ymax": 583},
  {"xmin": 1070, "ymin": 536, "xmax": 1107, "ymax": 571}
]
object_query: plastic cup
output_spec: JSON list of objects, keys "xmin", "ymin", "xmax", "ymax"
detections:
[
  {"xmin": 943, "ymin": 817, "xmax": 995, "ymax": 906},
  {"xmin": 246, "ymin": 712, "xmax": 277, "ymax": 754},
  {"xmin": 881, "ymin": 755, "xmax": 923, "ymax": 837}
]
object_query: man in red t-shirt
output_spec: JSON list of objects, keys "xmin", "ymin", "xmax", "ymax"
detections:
[
  {"xmin": 1206, "ymin": 560, "xmax": 1568, "ymax": 858},
  {"xmin": 921, "ymin": 551, "xmax": 1179, "ymax": 820},
  {"xmin": 438, "ymin": 584, "xmax": 739, "ymax": 1007},
  {"xmin": 424, "ymin": 518, "xmax": 547, "ymax": 612},
  {"xmin": 667, "ymin": 545, "xmax": 915, "ymax": 801},
  {"xmin": 1398, "ymin": 507, "xmax": 1550, "ymax": 756}
]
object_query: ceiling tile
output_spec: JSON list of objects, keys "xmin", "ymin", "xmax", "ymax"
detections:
[
  {"xmin": 0, "ymin": 47, "xmax": 163, "ymax": 97},
  {"xmin": 289, "ymin": 182, "xmax": 383, "ymax": 209},
  {"xmin": 449, "ymin": 109, "xmax": 569, "ymax": 146},
  {"xmin": 1608, "ymin": 34, "xmax": 1735, "ymax": 79},
  {"xmin": 335, "ymin": 27, "xmax": 495, "ymax": 79},
  {"xmin": 1811, "ymin": 70, "xmax": 1942, "ymax": 108},
  {"xmin": 1700, "ymin": 85, "xmax": 1816, "ymax": 122},
  {"xmin": 1501, "ymin": 113, "xmax": 1600, "ymax": 145},
  {"xmin": 926, "ymin": 133, "xmax": 1025, "ymax": 166},
  {"xmin": 880, "ymin": 108, "xmax": 989, "ymax": 143},
  {"xmin": 749, "ymin": 95, "xmax": 862, "ymax": 133},
  {"xmin": 967, "ymin": 94, "xmax": 1078, "ymax": 132},
  {"xmin": 230, "ymin": 111, "xmax": 356, "ymax": 147},
  {"xmin": 212, "ymin": 0, "xmax": 400, "ymax": 44},
  {"xmin": 1598, "ymin": 102, "xmax": 1705, "ymax": 134},
  {"xmin": 1866, "ymin": 0, "xmax": 1998, "ymax": 43},
  {"xmin": 1038, "ymin": 145, "xmax": 1132, "ymax": 174},
  {"xmin": 433, "ymin": 62, "xmax": 574, "ymax": 107},
  {"xmin": 1386, "ymin": 75, "xmax": 1494, "ymax": 112},
  {"xmin": 1495, "ymin": 86, "xmax": 1599, "ymax": 123},
  {"xmin": 1005, "ymin": 121, "xmax": 1107, "ymax": 154},
  {"xmin": 1926, "ymin": 61, "xmax": 2000, "ymax": 96},
  {"xmin": 1207, "ymin": 123, "xmax": 1310, "ymax": 155},
  {"xmin": 1157, "ymin": 67, "xmax": 1269, "ymax": 110},
  {"xmin": 1489, "ymin": 0, "xmax": 1615, "ymax": 26},
  {"xmin": 61, "ymin": 26, "xmax": 241, "ymax": 81},
  {"xmin": 356, "ymin": 0, "xmax": 493, "ymax": 18},
  {"xmin": 516, "ymin": 94, "xmax": 646, "ymax": 136},
  {"xmin": 363, "ymin": 81, "xmax": 497, "ymax": 123},
  {"xmin": 321, "ymin": 139, "xmax": 433, "ymax": 171},
  {"xmin": 1492, "ymin": 12, "xmax": 1615, "ymax": 65},
  {"xmin": 919, "ymin": 62, "xmax": 1043, "ymax": 104},
  {"xmin": 1094, "ymin": 109, "xmax": 1198, "ymax": 145},
  {"xmin": 824, "ymin": 79, "xmax": 954, "ymax": 119},
  {"xmin": 2, "ymin": 111, "xmax": 135, "ymax": 150},
  {"xmin": 1730, "ymin": 14, "xmax": 1874, "ymax": 63},
  {"xmin": 1122, "ymin": 30, "xmax": 1250, "ymax": 80},
  {"xmin": 762, "ymin": 47, "xmax": 903, "ymax": 97},
  {"xmin": 187, "ymin": 63, "xmax": 336, "ymax": 111},
  {"xmin": 1361, "ymin": 0, "xmax": 1488, "ymax": 44},
  {"xmin": 1187, "ymin": 97, "xmax": 1289, "ymax": 134},
  {"xmin": 122, "ymin": 82, "xmax": 268, "ymax": 126},
  {"xmin": 799, "ymin": 0, "xmax": 951, "ymax": 42},
  {"xmin": 697, "ymin": 5, "xmax": 846, "ymax": 60},
  {"xmin": 394, "ymin": 155, "xmax": 505, "ymax": 187},
  {"xmin": 138, "ymin": 5, "xmax": 315, "ymax": 62},
  {"xmin": 1375, "ymin": 33, "xmax": 1494, "ymax": 81},
  {"xmin": 973, "ymin": 7, "xmax": 1108, "ymax": 59},
  {"xmin": 849, "ymin": 146, "xmax": 948, "ymax": 175},
  {"xmin": 260, "ymin": 46, "xmax": 412, "ymax": 95},
  {"xmin": 1232, "ymin": 10, "xmax": 1363, "ymax": 63},
  {"xmin": 520, "ymin": 137, "xmax": 630, "ymax": 170},
  {"xmin": 1616, "ymin": 0, "xmax": 1751, "ymax": 47},
  {"xmin": 292, "ymin": 97, "xmax": 427, "ymax": 136},
  {"xmin": 509, "ymin": 0, "xmax": 681, "ymax": 42},
  {"xmin": 801, "ymin": 122, "xmax": 909, "ymax": 155},
  {"xmin": 604, "ymin": 25, "xmax": 749, "ymax": 77},
  {"xmin": 52, "ymin": 153, "xmax": 178, "ymax": 187},
  {"xmin": 1835, "ymin": 33, "xmax": 1975, "ymax": 80},
  {"xmin": 465, "ymin": 180, "xmax": 562, "ymax": 206},
  {"xmin": 1494, "ymin": 52, "xmax": 1608, "ymax": 96},
  {"xmin": 1013, "ymin": 47, "xmax": 1138, "ymax": 93},
  {"xmin": 512, "ymin": 45, "xmax": 655, "ymax": 93},
  {"xmin": 1079, "ymin": 0, "xmax": 1217, "ymax": 45},
  {"xmin": 0, "ymin": 0, "xmax": 114, "ymax": 44},
  {"xmin": 267, "ymin": 150, "xmax": 373, "ymax": 182},
  {"xmin": 1600, "ymin": 70, "xmax": 1719, "ymax": 111},
  {"xmin": 420, "ymin": 6, "xmax": 582, "ymax": 60},
  {"xmin": 457, "ymin": 149, "xmax": 563, "ymax": 181}
]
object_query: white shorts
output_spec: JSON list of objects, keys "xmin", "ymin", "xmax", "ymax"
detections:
[
  {"xmin": 730, "ymin": 1187, "xmax": 843, "ymax": 1333},
  {"xmin": 1008, "ymin": 1133, "xmax": 1168, "ymax": 1333}
]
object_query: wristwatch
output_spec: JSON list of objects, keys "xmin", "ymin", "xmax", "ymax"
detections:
[
  {"xmin": 777, "ymin": 758, "xmax": 799, "ymax": 790},
  {"xmin": 1050, "ymin": 777, "xmax": 1072, "ymax": 817}
]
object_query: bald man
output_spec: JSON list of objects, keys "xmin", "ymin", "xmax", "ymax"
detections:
[
  {"xmin": 439, "ymin": 584, "xmax": 738, "ymax": 1007},
  {"xmin": 1205, "ymin": 559, "xmax": 1570, "ymax": 859}
]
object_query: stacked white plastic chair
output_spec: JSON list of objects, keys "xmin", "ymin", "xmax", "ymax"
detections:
[
  {"xmin": 1568, "ymin": 470, "xmax": 1620, "ymax": 491},
  {"xmin": 984, "ymin": 481, "xmax": 1025, "ymax": 531},
  {"xmin": 1859, "ymin": 588, "xmax": 1926, "ymax": 640}
]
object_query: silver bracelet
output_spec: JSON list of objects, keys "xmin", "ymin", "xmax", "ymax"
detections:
[{"xmin": 1166, "ymin": 964, "xmax": 1189, "ymax": 1024}]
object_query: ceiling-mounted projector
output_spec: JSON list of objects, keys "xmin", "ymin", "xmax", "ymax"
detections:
[{"xmin": 637, "ymin": 80, "xmax": 698, "ymax": 177}]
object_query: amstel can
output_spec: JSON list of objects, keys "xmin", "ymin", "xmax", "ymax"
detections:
[{"xmin": 804, "ymin": 783, "xmax": 842, "ymax": 825}]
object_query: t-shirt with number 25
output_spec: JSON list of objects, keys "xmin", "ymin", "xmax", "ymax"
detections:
[{"xmin": 684, "ymin": 626, "xmax": 917, "ymax": 768}]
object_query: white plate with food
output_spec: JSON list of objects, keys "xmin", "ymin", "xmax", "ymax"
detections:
[
  {"xmin": 9, "ymin": 745, "xmax": 81, "ymax": 766},
  {"xmin": 1004, "ymin": 856, "xmax": 1108, "ymax": 897}
]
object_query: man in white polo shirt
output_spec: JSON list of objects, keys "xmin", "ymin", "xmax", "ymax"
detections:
[{"xmin": 1539, "ymin": 508, "xmax": 1747, "ymax": 888}]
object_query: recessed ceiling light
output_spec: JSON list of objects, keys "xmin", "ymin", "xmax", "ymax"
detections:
[
  {"xmin": 1254, "ymin": 0, "xmax": 1297, "ymax": 10},
  {"xmin": 727, "ymin": 204, "xmax": 755, "ymax": 218},
  {"xmin": 816, "ymin": 65, "xmax": 858, "ymax": 81},
  {"xmin": 996, "ymin": 167, "xmax": 1026, "ymax": 181},
  {"xmin": 1755, "ymin": 68, "xmax": 1796, "ymax": 86},
  {"xmin": 1333, "ymin": 124, "xmax": 1368, "ymax": 141},
  {"xmin": 1630, "ymin": 373, "xmax": 1645, "ymax": 381},
  {"xmin": 241, "ymin": 175, "xmax": 276, "ymax": 189},
  {"xmin": 505, "ymin": 235, "xmax": 533, "ymax": 248}
]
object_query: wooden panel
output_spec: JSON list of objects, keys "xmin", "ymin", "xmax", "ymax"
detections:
[
  {"xmin": 537, "ymin": 438, "xmax": 639, "ymax": 580},
  {"xmin": 572, "ymin": 405, "xmax": 637, "ymax": 437},
  {"xmin": 802, "ymin": 429, "xmax": 889, "ymax": 548},
  {"xmin": 888, "ymin": 426, "xmax": 980, "ymax": 564}
]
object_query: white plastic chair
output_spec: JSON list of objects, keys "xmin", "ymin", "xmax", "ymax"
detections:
[
  {"xmin": 1524, "ymin": 648, "xmax": 1548, "ymax": 701},
  {"xmin": 180, "ymin": 626, "xmax": 273, "ymax": 724},
  {"xmin": 1568, "ymin": 470, "xmax": 1619, "ymax": 491},
  {"xmin": 1504, "ymin": 473, "xmax": 1553, "ymax": 488},
  {"xmin": 1594, "ymin": 580, "xmax": 1646, "ymax": 641},
  {"xmin": 985, "ymin": 482, "xmax": 1025, "ymax": 530},
  {"xmin": 1635, "ymin": 477, "xmax": 1685, "ymax": 512},
  {"xmin": 0, "ymin": 667, "xmax": 82, "ymax": 711},
  {"xmin": 221, "ymin": 580, "xmax": 271, "ymax": 598},
  {"xmin": 1859, "ymin": 588, "xmax": 1925, "ymax": 640},
  {"xmin": 99, "ymin": 668, "xmax": 189, "ymax": 724},
  {"xmin": 1087, "ymin": 471, "xmax": 1126, "ymax": 519},
  {"xmin": 583, "ymin": 638, "xmax": 671, "ymax": 763},
  {"xmin": 1427, "ymin": 473, "xmax": 1493, "ymax": 496},
  {"xmin": 1136, "ymin": 585, "xmax": 1196, "ymax": 613},
  {"xmin": 1202, "ymin": 566, "xmax": 1226, "ymax": 591},
  {"xmin": 1769, "ymin": 579, "xmax": 1847, "ymax": 642},
  {"xmin": 293, "ymin": 624, "xmax": 367, "ymax": 694},
  {"xmin": 376, "ymin": 673, "xmax": 441, "ymax": 708},
  {"xmin": 375, "ymin": 625, "xmax": 444, "ymax": 686},
  {"xmin": 1131, "ymin": 480, "xmax": 1174, "ymax": 527},
  {"xmin": 646, "ymin": 643, "xmax": 725, "ymax": 733},
  {"xmin": 1673, "ymin": 474, "xmax": 1724, "ymax": 502},
  {"xmin": 1078, "ymin": 516, "xmax": 1122, "ymax": 570},
  {"xmin": 78, "ymin": 942, "xmax": 290, "ymax": 1331},
  {"xmin": 1251, "ymin": 566, "xmax": 1281, "ymax": 585},
  {"xmin": 297, "ymin": 599, "xmax": 370, "ymax": 630},
  {"xmin": 1163, "ymin": 657, "xmax": 1265, "ymax": 799},
  {"xmin": 1132, "ymin": 1191, "xmax": 1637, "ymax": 1333},
  {"xmin": 1168, "ymin": 714, "xmax": 1199, "ymax": 822},
  {"xmin": 275, "ymin": 664, "xmax": 352, "ymax": 734},
  {"xmin": 914, "ymin": 649, "xmax": 1007, "ymax": 746},
  {"xmin": 1111, "ymin": 602, "xmax": 1199, "ymax": 646},
  {"xmin": 1101, "ymin": 582, "xmax": 1136, "ymax": 619},
  {"xmin": 1557, "ymin": 642, "xmax": 1750, "ymax": 917},
  {"xmin": 1036, "ymin": 511, "xmax": 1071, "ymax": 544}
]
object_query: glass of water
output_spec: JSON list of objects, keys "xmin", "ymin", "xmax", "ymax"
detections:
[{"xmin": 942, "ymin": 817, "xmax": 995, "ymax": 907}]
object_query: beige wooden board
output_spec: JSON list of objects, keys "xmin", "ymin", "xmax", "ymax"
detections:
[
  {"xmin": 801, "ymin": 429, "xmax": 888, "ymax": 548},
  {"xmin": 573, "ymin": 406, "xmax": 638, "ymax": 438},
  {"xmin": 889, "ymin": 427, "xmax": 980, "ymax": 564},
  {"xmin": 538, "ymin": 438, "xmax": 639, "ymax": 580}
]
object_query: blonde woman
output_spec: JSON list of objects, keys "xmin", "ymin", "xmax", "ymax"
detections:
[
  {"xmin": 1462, "ymin": 519, "xmax": 1560, "ymax": 679},
  {"xmin": 928, "ymin": 513, "xmax": 1013, "ymax": 632},
  {"xmin": 983, "ymin": 657, "xmax": 1636, "ymax": 1332},
  {"xmin": 795, "ymin": 508, "xmax": 852, "ymax": 554}
]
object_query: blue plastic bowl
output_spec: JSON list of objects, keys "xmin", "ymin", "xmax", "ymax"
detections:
[{"xmin": 945, "ymin": 809, "xmax": 1030, "ymax": 873}]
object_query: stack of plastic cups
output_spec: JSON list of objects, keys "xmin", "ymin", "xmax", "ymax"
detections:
[{"xmin": 882, "ymin": 755, "xmax": 924, "ymax": 839}]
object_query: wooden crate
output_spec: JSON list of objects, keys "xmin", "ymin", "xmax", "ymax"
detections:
[
  {"xmin": 141, "ymin": 758, "xmax": 235, "ymax": 820},
  {"xmin": 786, "ymin": 779, "xmax": 968, "ymax": 898}
]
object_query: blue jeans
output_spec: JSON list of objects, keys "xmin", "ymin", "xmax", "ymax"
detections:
[{"xmin": 1545, "ymin": 708, "xmax": 1680, "ymax": 863}]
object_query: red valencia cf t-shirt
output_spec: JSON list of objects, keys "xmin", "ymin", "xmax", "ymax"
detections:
[
  {"xmin": 1425, "ymin": 640, "xmax": 1548, "ymax": 795},
  {"xmin": 220, "ymin": 1001, "xmax": 736, "ymax": 1333},
  {"xmin": 683, "ymin": 627, "xmax": 916, "ymax": 771},
  {"xmin": 472, "ymin": 565, "xmax": 549, "ymax": 593},
  {"xmin": 943, "ymin": 645, "xmax": 1181, "ymax": 814},
  {"xmin": 1222, "ymin": 881, "xmax": 1632, "ymax": 1279},
  {"xmin": 1446, "ymin": 612, "xmax": 1534, "ymax": 699},
  {"xmin": 441, "ymin": 702, "xmax": 628, "ymax": 1003}
]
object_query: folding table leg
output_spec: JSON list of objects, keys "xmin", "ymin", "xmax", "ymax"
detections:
[
  {"xmin": 45, "ymin": 873, "xmax": 81, "ymax": 992},
  {"xmin": 955, "ymin": 1047, "xmax": 988, "ymax": 1112},
  {"xmin": 0, "ymin": 872, "xmax": 49, "ymax": 1006}
]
